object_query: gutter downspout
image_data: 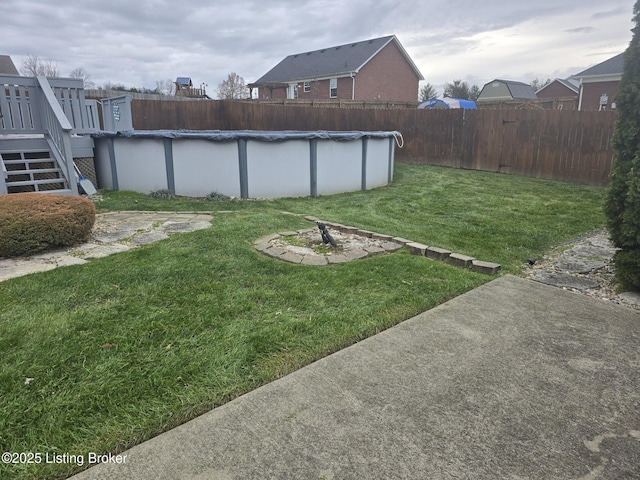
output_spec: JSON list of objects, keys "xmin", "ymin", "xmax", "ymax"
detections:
[
  {"xmin": 577, "ymin": 78, "xmax": 584, "ymax": 111},
  {"xmin": 350, "ymin": 72, "xmax": 356, "ymax": 100}
]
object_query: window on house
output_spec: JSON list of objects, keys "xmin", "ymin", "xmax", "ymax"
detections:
[
  {"xmin": 304, "ymin": 82, "xmax": 310, "ymax": 93},
  {"xmin": 330, "ymin": 78, "xmax": 337, "ymax": 98}
]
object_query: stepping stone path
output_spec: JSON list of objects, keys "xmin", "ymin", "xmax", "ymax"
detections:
[
  {"xmin": 0, "ymin": 211, "xmax": 213, "ymax": 282},
  {"xmin": 523, "ymin": 228, "xmax": 640, "ymax": 310},
  {"xmin": 254, "ymin": 216, "xmax": 501, "ymax": 274}
]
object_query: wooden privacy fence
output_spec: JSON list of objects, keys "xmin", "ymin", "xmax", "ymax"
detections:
[{"xmin": 131, "ymin": 100, "xmax": 617, "ymax": 186}]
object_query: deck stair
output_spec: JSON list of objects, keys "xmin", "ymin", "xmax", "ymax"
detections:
[
  {"xmin": 0, "ymin": 138, "xmax": 72, "ymax": 195},
  {"xmin": 1, "ymin": 74, "xmax": 103, "ymax": 196}
]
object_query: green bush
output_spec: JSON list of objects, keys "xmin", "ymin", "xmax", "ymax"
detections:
[
  {"xmin": 604, "ymin": 1, "xmax": 640, "ymax": 290},
  {"xmin": 613, "ymin": 249, "xmax": 640, "ymax": 290},
  {"xmin": 0, "ymin": 193, "xmax": 96, "ymax": 257},
  {"xmin": 205, "ymin": 191, "xmax": 230, "ymax": 201},
  {"xmin": 148, "ymin": 189, "xmax": 175, "ymax": 200}
]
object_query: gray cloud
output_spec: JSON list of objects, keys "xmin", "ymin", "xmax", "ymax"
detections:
[
  {"xmin": 2, "ymin": 0, "xmax": 633, "ymax": 94},
  {"xmin": 591, "ymin": 6, "xmax": 631, "ymax": 20},
  {"xmin": 565, "ymin": 26, "xmax": 598, "ymax": 34}
]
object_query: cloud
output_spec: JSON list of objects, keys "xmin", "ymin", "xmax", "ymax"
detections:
[
  {"xmin": 590, "ymin": 6, "xmax": 630, "ymax": 20},
  {"xmin": 2, "ymin": 0, "xmax": 634, "ymax": 94},
  {"xmin": 564, "ymin": 26, "xmax": 597, "ymax": 34}
]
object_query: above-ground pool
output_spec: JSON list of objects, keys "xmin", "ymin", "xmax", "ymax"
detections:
[{"xmin": 92, "ymin": 130, "xmax": 401, "ymax": 199}]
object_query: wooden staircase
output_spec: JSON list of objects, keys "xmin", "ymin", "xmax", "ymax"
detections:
[
  {"xmin": 0, "ymin": 137, "xmax": 73, "ymax": 195},
  {"xmin": 1, "ymin": 74, "xmax": 103, "ymax": 196}
]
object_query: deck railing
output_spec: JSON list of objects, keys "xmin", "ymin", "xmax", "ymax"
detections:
[
  {"xmin": 0, "ymin": 74, "xmax": 100, "ymax": 195},
  {"xmin": 0, "ymin": 74, "xmax": 99, "ymax": 134},
  {"xmin": 36, "ymin": 76, "xmax": 78, "ymax": 195},
  {"xmin": 49, "ymin": 77, "xmax": 99, "ymax": 133},
  {"xmin": 0, "ymin": 76, "xmax": 42, "ymax": 133}
]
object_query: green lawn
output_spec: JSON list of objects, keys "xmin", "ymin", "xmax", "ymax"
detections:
[{"xmin": 0, "ymin": 164, "xmax": 606, "ymax": 479}]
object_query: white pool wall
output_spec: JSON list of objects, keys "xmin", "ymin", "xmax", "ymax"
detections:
[{"xmin": 92, "ymin": 130, "xmax": 398, "ymax": 199}]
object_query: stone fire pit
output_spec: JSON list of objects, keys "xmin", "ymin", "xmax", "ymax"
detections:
[
  {"xmin": 253, "ymin": 223, "xmax": 403, "ymax": 266},
  {"xmin": 253, "ymin": 216, "xmax": 501, "ymax": 273}
]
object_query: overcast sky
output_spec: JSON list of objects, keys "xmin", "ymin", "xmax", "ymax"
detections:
[{"xmin": 3, "ymin": 0, "xmax": 634, "ymax": 97}]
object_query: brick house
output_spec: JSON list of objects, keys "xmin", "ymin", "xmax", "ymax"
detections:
[
  {"xmin": 535, "ymin": 78, "xmax": 579, "ymax": 99},
  {"xmin": 534, "ymin": 78, "xmax": 579, "ymax": 110},
  {"xmin": 571, "ymin": 52, "xmax": 623, "ymax": 111},
  {"xmin": 249, "ymin": 35, "xmax": 423, "ymax": 102}
]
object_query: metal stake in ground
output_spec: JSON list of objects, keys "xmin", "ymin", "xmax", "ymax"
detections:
[{"xmin": 316, "ymin": 221, "xmax": 338, "ymax": 248}]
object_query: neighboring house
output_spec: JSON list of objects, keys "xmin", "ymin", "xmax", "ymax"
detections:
[
  {"xmin": 534, "ymin": 78, "xmax": 579, "ymax": 110},
  {"xmin": 571, "ymin": 52, "xmax": 624, "ymax": 111},
  {"xmin": 0, "ymin": 55, "xmax": 19, "ymax": 75},
  {"xmin": 249, "ymin": 35, "xmax": 424, "ymax": 102},
  {"xmin": 535, "ymin": 78, "xmax": 579, "ymax": 99},
  {"xmin": 476, "ymin": 79, "xmax": 537, "ymax": 102}
]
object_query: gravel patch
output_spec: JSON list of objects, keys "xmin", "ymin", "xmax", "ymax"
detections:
[{"xmin": 521, "ymin": 229, "xmax": 640, "ymax": 311}]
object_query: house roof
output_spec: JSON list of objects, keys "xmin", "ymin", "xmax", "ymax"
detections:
[
  {"xmin": 501, "ymin": 79, "xmax": 537, "ymax": 99},
  {"xmin": 0, "ymin": 55, "xmax": 19, "ymax": 75},
  {"xmin": 572, "ymin": 52, "xmax": 624, "ymax": 79},
  {"xmin": 251, "ymin": 35, "xmax": 424, "ymax": 86},
  {"xmin": 557, "ymin": 78, "xmax": 580, "ymax": 92},
  {"xmin": 175, "ymin": 77, "xmax": 192, "ymax": 85},
  {"xmin": 479, "ymin": 79, "xmax": 537, "ymax": 100}
]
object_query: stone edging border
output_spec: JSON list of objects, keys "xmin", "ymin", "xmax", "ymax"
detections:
[{"xmin": 254, "ymin": 215, "xmax": 501, "ymax": 274}]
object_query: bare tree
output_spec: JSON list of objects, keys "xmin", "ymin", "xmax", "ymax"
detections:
[
  {"xmin": 100, "ymin": 82, "xmax": 128, "ymax": 91},
  {"xmin": 217, "ymin": 72, "xmax": 248, "ymax": 99},
  {"xmin": 21, "ymin": 54, "xmax": 59, "ymax": 77},
  {"xmin": 531, "ymin": 78, "xmax": 552, "ymax": 92},
  {"xmin": 69, "ymin": 67, "xmax": 95, "ymax": 89},
  {"xmin": 155, "ymin": 79, "xmax": 174, "ymax": 95}
]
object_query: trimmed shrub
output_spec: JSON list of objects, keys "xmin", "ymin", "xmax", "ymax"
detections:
[
  {"xmin": 613, "ymin": 249, "xmax": 640, "ymax": 290},
  {"xmin": 0, "ymin": 193, "xmax": 96, "ymax": 257}
]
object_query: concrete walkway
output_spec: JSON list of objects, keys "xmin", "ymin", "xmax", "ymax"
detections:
[{"xmin": 69, "ymin": 275, "xmax": 640, "ymax": 480}]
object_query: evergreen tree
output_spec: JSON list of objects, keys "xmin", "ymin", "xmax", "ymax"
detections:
[
  {"xmin": 604, "ymin": 0, "xmax": 640, "ymax": 289},
  {"xmin": 443, "ymin": 80, "xmax": 480, "ymax": 100},
  {"xmin": 419, "ymin": 83, "xmax": 438, "ymax": 101}
]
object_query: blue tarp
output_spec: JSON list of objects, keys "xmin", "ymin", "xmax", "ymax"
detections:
[
  {"xmin": 91, "ymin": 130, "xmax": 401, "ymax": 142},
  {"xmin": 417, "ymin": 98, "xmax": 477, "ymax": 109}
]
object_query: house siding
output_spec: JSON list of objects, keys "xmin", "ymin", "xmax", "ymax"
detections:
[
  {"xmin": 477, "ymin": 82, "xmax": 512, "ymax": 101},
  {"xmin": 260, "ymin": 78, "xmax": 352, "ymax": 100},
  {"xmin": 354, "ymin": 41, "xmax": 419, "ymax": 101},
  {"xmin": 579, "ymin": 81, "xmax": 620, "ymax": 111},
  {"xmin": 536, "ymin": 82, "xmax": 577, "ymax": 99},
  {"xmin": 258, "ymin": 86, "xmax": 284, "ymax": 99}
]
